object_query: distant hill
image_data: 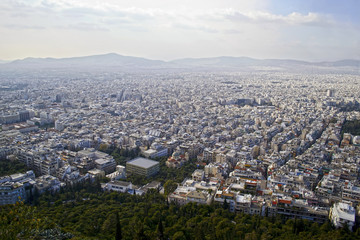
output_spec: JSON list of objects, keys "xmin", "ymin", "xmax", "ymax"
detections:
[
  {"xmin": 317, "ymin": 59, "xmax": 360, "ymax": 67},
  {"xmin": 171, "ymin": 57, "xmax": 314, "ymax": 70},
  {"xmin": 170, "ymin": 56, "xmax": 259, "ymax": 67},
  {"xmin": 7, "ymin": 53, "xmax": 170, "ymax": 70},
  {"xmin": 1, "ymin": 53, "xmax": 359, "ymax": 73}
]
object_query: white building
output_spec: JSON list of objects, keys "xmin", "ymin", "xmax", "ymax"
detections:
[
  {"xmin": 329, "ymin": 202, "xmax": 355, "ymax": 230},
  {"xmin": 104, "ymin": 180, "xmax": 133, "ymax": 193}
]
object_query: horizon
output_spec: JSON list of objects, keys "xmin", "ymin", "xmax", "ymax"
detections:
[
  {"xmin": 2, "ymin": 52, "xmax": 360, "ymax": 63},
  {"xmin": 1, "ymin": 0, "xmax": 359, "ymax": 62}
]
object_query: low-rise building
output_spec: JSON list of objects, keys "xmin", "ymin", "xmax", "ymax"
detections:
[
  {"xmin": 95, "ymin": 158, "xmax": 116, "ymax": 174},
  {"xmin": 342, "ymin": 184, "xmax": 360, "ymax": 203},
  {"xmin": 104, "ymin": 180, "xmax": 133, "ymax": 193},
  {"xmin": 35, "ymin": 175, "xmax": 64, "ymax": 194}
]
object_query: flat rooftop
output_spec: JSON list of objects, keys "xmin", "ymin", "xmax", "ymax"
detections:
[{"xmin": 127, "ymin": 157, "xmax": 159, "ymax": 168}]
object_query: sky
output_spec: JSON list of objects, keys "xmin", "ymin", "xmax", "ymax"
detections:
[{"xmin": 0, "ymin": 0, "xmax": 359, "ymax": 61}]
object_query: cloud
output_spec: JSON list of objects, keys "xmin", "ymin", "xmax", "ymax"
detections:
[
  {"xmin": 0, "ymin": 0, "xmax": 337, "ymax": 29},
  {"xmin": 219, "ymin": 9, "xmax": 335, "ymax": 27},
  {"xmin": 0, "ymin": 0, "xmax": 358, "ymax": 61},
  {"xmin": 60, "ymin": 22, "xmax": 109, "ymax": 31},
  {"xmin": 3, "ymin": 24, "xmax": 46, "ymax": 30},
  {"xmin": 171, "ymin": 22, "xmax": 219, "ymax": 33}
]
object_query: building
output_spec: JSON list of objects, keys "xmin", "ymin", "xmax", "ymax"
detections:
[
  {"xmin": 104, "ymin": 180, "xmax": 133, "ymax": 193},
  {"xmin": 88, "ymin": 169, "xmax": 105, "ymax": 178},
  {"xmin": 265, "ymin": 196, "xmax": 329, "ymax": 223},
  {"xmin": 34, "ymin": 175, "xmax": 64, "ymax": 194},
  {"xmin": 19, "ymin": 110, "xmax": 30, "ymax": 122},
  {"xmin": 168, "ymin": 179, "xmax": 217, "ymax": 205},
  {"xmin": 143, "ymin": 147, "xmax": 168, "ymax": 159},
  {"xmin": 192, "ymin": 169, "xmax": 205, "ymax": 181},
  {"xmin": 95, "ymin": 158, "xmax": 116, "ymax": 174},
  {"xmin": 106, "ymin": 165, "xmax": 126, "ymax": 180},
  {"xmin": 0, "ymin": 113, "xmax": 20, "ymax": 124},
  {"xmin": 0, "ymin": 182, "xmax": 26, "ymax": 205},
  {"xmin": 330, "ymin": 202, "xmax": 356, "ymax": 230},
  {"xmin": 126, "ymin": 157, "xmax": 159, "ymax": 177},
  {"xmin": 0, "ymin": 170, "xmax": 36, "ymax": 205},
  {"xmin": 166, "ymin": 151, "xmax": 188, "ymax": 168},
  {"xmin": 342, "ymin": 184, "xmax": 360, "ymax": 203}
]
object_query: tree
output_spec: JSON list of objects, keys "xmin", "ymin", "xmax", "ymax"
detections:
[
  {"xmin": 156, "ymin": 219, "xmax": 165, "ymax": 240},
  {"xmin": 223, "ymin": 199, "xmax": 229, "ymax": 210},
  {"xmin": 194, "ymin": 223, "xmax": 206, "ymax": 240},
  {"xmin": 164, "ymin": 180, "xmax": 178, "ymax": 196},
  {"xmin": 115, "ymin": 212, "xmax": 122, "ymax": 240},
  {"xmin": 0, "ymin": 201, "xmax": 57, "ymax": 239},
  {"xmin": 135, "ymin": 224, "xmax": 147, "ymax": 240},
  {"xmin": 173, "ymin": 231, "xmax": 186, "ymax": 240},
  {"xmin": 99, "ymin": 143, "xmax": 109, "ymax": 152}
]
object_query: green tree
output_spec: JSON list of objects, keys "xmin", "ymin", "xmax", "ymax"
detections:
[
  {"xmin": 115, "ymin": 212, "xmax": 122, "ymax": 240},
  {"xmin": 0, "ymin": 201, "xmax": 57, "ymax": 239},
  {"xmin": 164, "ymin": 180, "xmax": 178, "ymax": 196},
  {"xmin": 156, "ymin": 219, "xmax": 165, "ymax": 240},
  {"xmin": 173, "ymin": 231, "xmax": 186, "ymax": 240},
  {"xmin": 99, "ymin": 143, "xmax": 109, "ymax": 152}
]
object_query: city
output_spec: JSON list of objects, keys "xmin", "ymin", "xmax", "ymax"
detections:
[
  {"xmin": 1, "ymin": 65, "xmax": 360, "ymax": 238},
  {"xmin": 1, "ymin": 0, "xmax": 360, "ymax": 239}
]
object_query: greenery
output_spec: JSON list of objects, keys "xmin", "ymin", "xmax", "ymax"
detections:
[
  {"xmin": 0, "ymin": 159, "xmax": 28, "ymax": 177},
  {"xmin": 338, "ymin": 102, "xmax": 360, "ymax": 112},
  {"xmin": 38, "ymin": 122, "xmax": 55, "ymax": 129},
  {"xmin": 3, "ymin": 145, "xmax": 357, "ymax": 239},
  {"xmin": 329, "ymin": 117, "xmax": 338, "ymax": 124},
  {"xmin": 1, "ymin": 184, "xmax": 360, "ymax": 240},
  {"xmin": 0, "ymin": 201, "xmax": 72, "ymax": 240},
  {"xmin": 341, "ymin": 120, "xmax": 360, "ymax": 138},
  {"xmin": 100, "ymin": 145, "xmax": 140, "ymax": 166}
]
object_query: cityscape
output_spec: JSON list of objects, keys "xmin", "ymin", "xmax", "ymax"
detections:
[
  {"xmin": 1, "ymin": 0, "xmax": 360, "ymax": 239},
  {"xmin": 1, "ymin": 56, "xmax": 360, "ymax": 238}
]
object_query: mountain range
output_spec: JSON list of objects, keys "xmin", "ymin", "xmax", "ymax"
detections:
[{"xmin": 1, "ymin": 53, "xmax": 359, "ymax": 72}]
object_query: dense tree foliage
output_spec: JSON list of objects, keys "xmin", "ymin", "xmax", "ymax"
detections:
[
  {"xmin": 0, "ymin": 159, "xmax": 28, "ymax": 177},
  {"xmin": 2, "ymin": 184, "xmax": 360, "ymax": 240},
  {"xmin": 341, "ymin": 120, "xmax": 360, "ymax": 137},
  {"xmin": 0, "ymin": 201, "xmax": 72, "ymax": 240},
  {"xmin": 104, "ymin": 146, "xmax": 140, "ymax": 166}
]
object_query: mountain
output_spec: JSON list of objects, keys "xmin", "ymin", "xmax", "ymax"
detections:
[
  {"xmin": 9, "ymin": 53, "xmax": 168, "ymax": 68},
  {"xmin": 1, "ymin": 53, "xmax": 359, "ymax": 72},
  {"xmin": 170, "ymin": 56, "xmax": 259, "ymax": 67},
  {"xmin": 171, "ymin": 57, "xmax": 360, "ymax": 73},
  {"xmin": 171, "ymin": 57, "xmax": 314, "ymax": 70},
  {"xmin": 317, "ymin": 59, "xmax": 360, "ymax": 67}
]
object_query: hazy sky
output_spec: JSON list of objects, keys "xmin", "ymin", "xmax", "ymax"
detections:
[{"xmin": 0, "ymin": 0, "xmax": 359, "ymax": 61}]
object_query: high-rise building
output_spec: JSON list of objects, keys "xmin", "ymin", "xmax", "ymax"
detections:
[{"xmin": 19, "ymin": 110, "xmax": 30, "ymax": 122}]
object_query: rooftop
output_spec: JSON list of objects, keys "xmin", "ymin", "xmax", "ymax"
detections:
[{"xmin": 127, "ymin": 157, "xmax": 159, "ymax": 168}]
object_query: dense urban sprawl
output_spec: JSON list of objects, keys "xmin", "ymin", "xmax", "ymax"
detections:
[{"xmin": 1, "ymin": 70, "xmax": 360, "ymax": 231}]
